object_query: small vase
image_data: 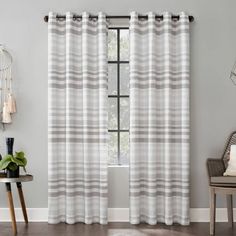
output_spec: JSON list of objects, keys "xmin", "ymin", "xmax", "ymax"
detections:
[
  {"xmin": 7, "ymin": 168, "xmax": 19, "ymax": 178},
  {"xmin": 6, "ymin": 137, "xmax": 14, "ymax": 155},
  {"xmin": 6, "ymin": 138, "xmax": 18, "ymax": 178}
]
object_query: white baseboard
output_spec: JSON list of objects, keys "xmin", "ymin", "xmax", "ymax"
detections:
[
  {"xmin": 0, "ymin": 208, "xmax": 48, "ymax": 222},
  {"xmin": 108, "ymin": 208, "xmax": 129, "ymax": 222},
  {"xmin": 0, "ymin": 208, "xmax": 235, "ymax": 222},
  {"xmin": 190, "ymin": 208, "xmax": 236, "ymax": 222}
]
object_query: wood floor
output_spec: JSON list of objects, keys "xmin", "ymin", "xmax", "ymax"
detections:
[{"xmin": 1, "ymin": 222, "xmax": 236, "ymax": 236}]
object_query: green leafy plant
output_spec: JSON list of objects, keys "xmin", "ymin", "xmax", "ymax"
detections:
[{"xmin": 0, "ymin": 152, "xmax": 27, "ymax": 172}]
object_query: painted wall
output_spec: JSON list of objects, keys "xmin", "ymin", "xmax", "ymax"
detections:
[{"xmin": 0, "ymin": 0, "xmax": 235, "ymax": 209}]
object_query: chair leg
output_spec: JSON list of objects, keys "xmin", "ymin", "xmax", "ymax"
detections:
[
  {"xmin": 227, "ymin": 194, "xmax": 234, "ymax": 227},
  {"xmin": 210, "ymin": 187, "xmax": 216, "ymax": 235}
]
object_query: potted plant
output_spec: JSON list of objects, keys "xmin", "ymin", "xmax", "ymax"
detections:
[{"xmin": 0, "ymin": 152, "xmax": 27, "ymax": 178}]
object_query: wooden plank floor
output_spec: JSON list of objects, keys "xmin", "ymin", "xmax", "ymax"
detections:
[{"xmin": 0, "ymin": 222, "xmax": 236, "ymax": 236}]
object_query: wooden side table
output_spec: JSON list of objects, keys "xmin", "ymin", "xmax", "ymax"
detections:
[{"xmin": 0, "ymin": 174, "xmax": 33, "ymax": 234}]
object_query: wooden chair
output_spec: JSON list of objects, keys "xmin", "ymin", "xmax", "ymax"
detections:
[{"xmin": 207, "ymin": 131, "xmax": 236, "ymax": 235}]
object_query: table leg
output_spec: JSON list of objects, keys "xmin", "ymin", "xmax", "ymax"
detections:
[
  {"xmin": 5, "ymin": 183, "xmax": 17, "ymax": 235},
  {"xmin": 16, "ymin": 182, "xmax": 28, "ymax": 224}
]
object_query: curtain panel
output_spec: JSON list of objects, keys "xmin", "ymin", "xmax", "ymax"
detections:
[
  {"xmin": 129, "ymin": 12, "xmax": 190, "ymax": 225},
  {"xmin": 48, "ymin": 12, "xmax": 108, "ymax": 224}
]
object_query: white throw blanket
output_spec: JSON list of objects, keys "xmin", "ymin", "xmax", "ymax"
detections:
[{"xmin": 224, "ymin": 145, "xmax": 236, "ymax": 176}]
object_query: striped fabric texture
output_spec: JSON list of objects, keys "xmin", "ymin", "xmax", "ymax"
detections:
[
  {"xmin": 129, "ymin": 12, "xmax": 190, "ymax": 225},
  {"xmin": 48, "ymin": 12, "xmax": 108, "ymax": 224}
]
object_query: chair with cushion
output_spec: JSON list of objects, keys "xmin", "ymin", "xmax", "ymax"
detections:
[{"xmin": 207, "ymin": 131, "xmax": 236, "ymax": 235}]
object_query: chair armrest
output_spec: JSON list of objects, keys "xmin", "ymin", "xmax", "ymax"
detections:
[{"xmin": 206, "ymin": 158, "xmax": 225, "ymax": 178}]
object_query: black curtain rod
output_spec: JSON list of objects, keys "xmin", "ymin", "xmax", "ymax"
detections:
[{"xmin": 44, "ymin": 14, "xmax": 194, "ymax": 22}]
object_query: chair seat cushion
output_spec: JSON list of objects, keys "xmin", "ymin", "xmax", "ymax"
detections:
[{"xmin": 211, "ymin": 176, "xmax": 236, "ymax": 184}]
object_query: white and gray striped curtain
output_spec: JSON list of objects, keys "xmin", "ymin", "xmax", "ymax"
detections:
[
  {"xmin": 48, "ymin": 12, "xmax": 108, "ymax": 224},
  {"xmin": 129, "ymin": 12, "xmax": 190, "ymax": 225}
]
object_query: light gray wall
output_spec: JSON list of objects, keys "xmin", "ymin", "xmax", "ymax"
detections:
[{"xmin": 0, "ymin": 0, "xmax": 236, "ymax": 209}]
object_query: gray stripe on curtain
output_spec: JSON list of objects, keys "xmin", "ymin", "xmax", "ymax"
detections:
[
  {"xmin": 48, "ymin": 12, "xmax": 108, "ymax": 224},
  {"xmin": 129, "ymin": 11, "xmax": 190, "ymax": 225}
]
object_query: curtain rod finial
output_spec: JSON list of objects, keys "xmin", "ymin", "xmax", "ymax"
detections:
[
  {"xmin": 44, "ymin": 15, "xmax": 49, "ymax": 22},
  {"xmin": 189, "ymin": 16, "xmax": 194, "ymax": 22}
]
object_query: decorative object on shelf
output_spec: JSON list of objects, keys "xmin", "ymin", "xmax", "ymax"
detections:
[
  {"xmin": 0, "ymin": 45, "xmax": 16, "ymax": 125},
  {"xmin": 0, "ymin": 138, "xmax": 27, "ymax": 178},
  {"xmin": 6, "ymin": 137, "xmax": 14, "ymax": 155},
  {"xmin": 0, "ymin": 152, "xmax": 27, "ymax": 178}
]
